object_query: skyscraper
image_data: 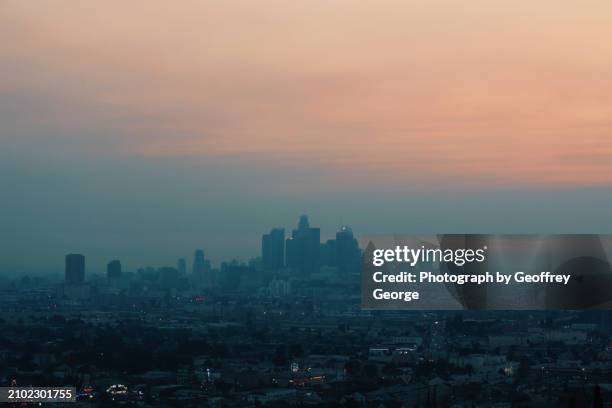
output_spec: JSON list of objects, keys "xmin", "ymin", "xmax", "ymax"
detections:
[
  {"xmin": 192, "ymin": 249, "xmax": 212, "ymax": 289},
  {"xmin": 286, "ymin": 237, "xmax": 297, "ymax": 269},
  {"xmin": 286, "ymin": 215, "xmax": 320, "ymax": 275},
  {"xmin": 177, "ymin": 258, "xmax": 187, "ymax": 275},
  {"xmin": 320, "ymin": 239, "xmax": 336, "ymax": 266},
  {"xmin": 335, "ymin": 226, "xmax": 361, "ymax": 276},
  {"xmin": 262, "ymin": 228, "xmax": 285, "ymax": 271},
  {"xmin": 193, "ymin": 250, "xmax": 205, "ymax": 274},
  {"xmin": 107, "ymin": 260, "xmax": 122, "ymax": 280},
  {"xmin": 65, "ymin": 254, "xmax": 85, "ymax": 284},
  {"xmin": 64, "ymin": 254, "xmax": 90, "ymax": 300}
]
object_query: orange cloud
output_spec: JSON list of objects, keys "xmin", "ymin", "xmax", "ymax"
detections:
[{"xmin": 2, "ymin": 0, "xmax": 612, "ymax": 189}]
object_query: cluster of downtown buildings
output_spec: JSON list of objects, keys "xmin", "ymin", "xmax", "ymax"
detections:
[{"xmin": 61, "ymin": 215, "xmax": 362, "ymax": 301}]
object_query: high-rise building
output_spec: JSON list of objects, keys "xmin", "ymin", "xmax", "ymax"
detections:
[
  {"xmin": 192, "ymin": 249, "xmax": 212, "ymax": 289},
  {"xmin": 107, "ymin": 260, "xmax": 122, "ymax": 280},
  {"xmin": 286, "ymin": 237, "xmax": 297, "ymax": 269},
  {"xmin": 335, "ymin": 226, "xmax": 361, "ymax": 276},
  {"xmin": 320, "ymin": 239, "xmax": 336, "ymax": 266},
  {"xmin": 193, "ymin": 249, "xmax": 205, "ymax": 275},
  {"xmin": 177, "ymin": 258, "xmax": 187, "ymax": 275},
  {"xmin": 286, "ymin": 215, "xmax": 320, "ymax": 275},
  {"xmin": 262, "ymin": 228, "xmax": 285, "ymax": 271},
  {"xmin": 65, "ymin": 254, "xmax": 85, "ymax": 284}
]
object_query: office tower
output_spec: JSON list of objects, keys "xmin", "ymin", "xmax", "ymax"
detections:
[
  {"xmin": 335, "ymin": 226, "xmax": 361, "ymax": 275},
  {"xmin": 286, "ymin": 237, "xmax": 297, "ymax": 269},
  {"xmin": 192, "ymin": 249, "xmax": 212, "ymax": 289},
  {"xmin": 262, "ymin": 228, "xmax": 285, "ymax": 271},
  {"xmin": 65, "ymin": 254, "xmax": 85, "ymax": 284},
  {"xmin": 107, "ymin": 260, "xmax": 122, "ymax": 280},
  {"xmin": 177, "ymin": 258, "xmax": 187, "ymax": 275},
  {"xmin": 286, "ymin": 215, "xmax": 320, "ymax": 275},
  {"xmin": 193, "ymin": 250, "xmax": 205, "ymax": 274},
  {"xmin": 320, "ymin": 239, "xmax": 336, "ymax": 266}
]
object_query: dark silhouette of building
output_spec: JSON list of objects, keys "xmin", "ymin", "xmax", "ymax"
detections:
[
  {"xmin": 65, "ymin": 254, "xmax": 85, "ymax": 284},
  {"xmin": 177, "ymin": 258, "xmax": 187, "ymax": 275},
  {"xmin": 286, "ymin": 215, "xmax": 320, "ymax": 275},
  {"xmin": 262, "ymin": 228, "xmax": 285, "ymax": 271},
  {"xmin": 192, "ymin": 249, "xmax": 212, "ymax": 289},
  {"xmin": 335, "ymin": 226, "xmax": 361, "ymax": 275},
  {"xmin": 319, "ymin": 226, "xmax": 360, "ymax": 274},
  {"xmin": 320, "ymin": 239, "xmax": 336, "ymax": 266},
  {"xmin": 107, "ymin": 260, "xmax": 122, "ymax": 280},
  {"xmin": 193, "ymin": 249, "xmax": 205, "ymax": 274}
]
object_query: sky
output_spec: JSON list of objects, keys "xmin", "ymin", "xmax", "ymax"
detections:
[{"xmin": 1, "ymin": 1, "xmax": 612, "ymax": 274}]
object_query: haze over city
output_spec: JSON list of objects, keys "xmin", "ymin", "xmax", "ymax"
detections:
[
  {"xmin": 2, "ymin": 1, "xmax": 612, "ymax": 272},
  {"xmin": 1, "ymin": 3, "xmax": 612, "ymax": 407}
]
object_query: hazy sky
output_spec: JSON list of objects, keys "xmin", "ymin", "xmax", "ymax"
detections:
[{"xmin": 2, "ymin": 1, "xmax": 612, "ymax": 273}]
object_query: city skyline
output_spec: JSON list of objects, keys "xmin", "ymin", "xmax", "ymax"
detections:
[{"xmin": 53, "ymin": 215, "xmax": 360, "ymax": 278}]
